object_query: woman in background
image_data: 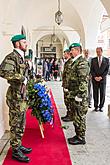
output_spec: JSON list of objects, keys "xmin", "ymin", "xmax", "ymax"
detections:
[{"xmin": 53, "ymin": 60, "xmax": 59, "ymax": 81}]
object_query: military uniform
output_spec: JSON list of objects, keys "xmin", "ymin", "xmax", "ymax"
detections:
[
  {"xmin": 0, "ymin": 49, "xmax": 28, "ymax": 149},
  {"xmin": 0, "ymin": 34, "xmax": 32, "ymax": 162},
  {"xmin": 62, "ymin": 57, "xmax": 73, "ymax": 118},
  {"xmin": 68, "ymin": 54, "xmax": 89, "ymax": 141}
]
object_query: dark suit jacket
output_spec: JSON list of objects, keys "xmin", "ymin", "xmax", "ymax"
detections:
[{"xmin": 90, "ymin": 56, "xmax": 109, "ymax": 82}]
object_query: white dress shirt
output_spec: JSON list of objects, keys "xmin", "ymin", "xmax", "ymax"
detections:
[{"xmin": 14, "ymin": 48, "xmax": 25, "ymax": 60}]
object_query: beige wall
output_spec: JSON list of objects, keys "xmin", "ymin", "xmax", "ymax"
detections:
[{"xmin": 0, "ymin": 32, "xmax": 12, "ymax": 138}]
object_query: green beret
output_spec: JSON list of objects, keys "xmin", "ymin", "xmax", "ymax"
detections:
[
  {"xmin": 11, "ymin": 34, "xmax": 26, "ymax": 42},
  {"xmin": 69, "ymin": 43, "xmax": 81, "ymax": 50},
  {"xmin": 64, "ymin": 48, "xmax": 70, "ymax": 53}
]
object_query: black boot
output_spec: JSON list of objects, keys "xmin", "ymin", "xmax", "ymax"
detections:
[
  {"xmin": 61, "ymin": 111, "xmax": 72, "ymax": 122},
  {"xmin": 68, "ymin": 135, "xmax": 78, "ymax": 142},
  {"xmin": 68, "ymin": 136, "xmax": 86, "ymax": 145},
  {"xmin": 61, "ymin": 114, "xmax": 68, "ymax": 120},
  {"xmin": 20, "ymin": 145, "xmax": 32, "ymax": 154},
  {"xmin": 12, "ymin": 149, "xmax": 30, "ymax": 162},
  {"xmin": 62, "ymin": 117, "xmax": 72, "ymax": 122}
]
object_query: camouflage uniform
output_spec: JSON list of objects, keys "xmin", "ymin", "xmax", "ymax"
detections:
[
  {"xmin": 62, "ymin": 58, "xmax": 73, "ymax": 116},
  {"xmin": 0, "ymin": 50, "xmax": 28, "ymax": 150},
  {"xmin": 68, "ymin": 55, "xmax": 89, "ymax": 140}
]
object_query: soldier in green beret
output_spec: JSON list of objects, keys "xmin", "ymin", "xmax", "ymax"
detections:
[
  {"xmin": 0, "ymin": 34, "xmax": 32, "ymax": 162},
  {"xmin": 61, "ymin": 48, "xmax": 73, "ymax": 122},
  {"xmin": 67, "ymin": 43, "xmax": 89, "ymax": 145}
]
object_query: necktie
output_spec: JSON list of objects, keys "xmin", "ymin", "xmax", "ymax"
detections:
[{"xmin": 98, "ymin": 57, "xmax": 102, "ymax": 67}]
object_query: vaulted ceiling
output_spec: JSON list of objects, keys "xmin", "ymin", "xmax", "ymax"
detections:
[{"xmin": 0, "ymin": 0, "xmax": 110, "ymax": 49}]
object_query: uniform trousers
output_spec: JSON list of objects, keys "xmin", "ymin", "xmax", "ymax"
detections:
[
  {"xmin": 69, "ymin": 98, "xmax": 88, "ymax": 140},
  {"xmin": 63, "ymin": 89, "xmax": 71, "ymax": 116},
  {"xmin": 6, "ymin": 86, "xmax": 27, "ymax": 150}
]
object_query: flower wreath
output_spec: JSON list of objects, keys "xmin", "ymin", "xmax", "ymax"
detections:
[{"xmin": 28, "ymin": 80, "xmax": 54, "ymax": 125}]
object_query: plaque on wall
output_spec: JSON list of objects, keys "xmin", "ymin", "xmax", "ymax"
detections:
[{"xmin": 41, "ymin": 47, "xmax": 56, "ymax": 52}]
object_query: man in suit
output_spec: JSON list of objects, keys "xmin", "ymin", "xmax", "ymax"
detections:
[{"xmin": 91, "ymin": 47, "xmax": 109, "ymax": 112}]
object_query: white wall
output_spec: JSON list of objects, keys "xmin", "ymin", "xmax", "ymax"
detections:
[{"xmin": 0, "ymin": 29, "xmax": 11, "ymax": 138}]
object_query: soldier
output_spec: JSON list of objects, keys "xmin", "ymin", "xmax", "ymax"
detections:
[
  {"xmin": 67, "ymin": 43, "xmax": 89, "ymax": 145},
  {"xmin": 61, "ymin": 48, "xmax": 73, "ymax": 122},
  {"xmin": 0, "ymin": 34, "xmax": 32, "ymax": 162},
  {"xmin": 83, "ymin": 49, "xmax": 92, "ymax": 108}
]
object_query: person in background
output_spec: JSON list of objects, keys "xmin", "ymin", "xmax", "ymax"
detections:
[
  {"xmin": 61, "ymin": 48, "xmax": 73, "ymax": 122},
  {"xmin": 49, "ymin": 58, "xmax": 54, "ymax": 80},
  {"xmin": 0, "ymin": 34, "xmax": 32, "ymax": 163},
  {"xmin": 58, "ymin": 58, "xmax": 64, "ymax": 81},
  {"xmin": 42, "ymin": 59, "xmax": 46, "ymax": 78},
  {"xmin": 44, "ymin": 59, "xmax": 50, "ymax": 81},
  {"xmin": 90, "ymin": 47, "xmax": 109, "ymax": 112},
  {"xmin": 83, "ymin": 49, "xmax": 92, "ymax": 108},
  {"xmin": 53, "ymin": 60, "xmax": 59, "ymax": 81},
  {"xmin": 67, "ymin": 43, "xmax": 89, "ymax": 145}
]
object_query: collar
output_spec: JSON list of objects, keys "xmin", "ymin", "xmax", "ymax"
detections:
[
  {"xmin": 98, "ymin": 56, "xmax": 103, "ymax": 62},
  {"xmin": 72, "ymin": 54, "xmax": 82, "ymax": 63},
  {"xmin": 85, "ymin": 57, "xmax": 89, "ymax": 61},
  {"xmin": 65, "ymin": 57, "xmax": 71, "ymax": 63},
  {"xmin": 14, "ymin": 48, "xmax": 24, "ymax": 60}
]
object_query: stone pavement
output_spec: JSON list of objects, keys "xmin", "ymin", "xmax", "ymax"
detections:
[
  {"xmin": 0, "ymin": 131, "xmax": 10, "ymax": 165},
  {"xmin": 47, "ymin": 75, "xmax": 110, "ymax": 165},
  {"xmin": 0, "ymin": 75, "xmax": 110, "ymax": 165}
]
